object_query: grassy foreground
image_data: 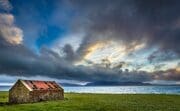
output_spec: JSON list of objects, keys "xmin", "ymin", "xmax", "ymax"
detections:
[{"xmin": 0, "ymin": 91, "xmax": 179, "ymax": 111}]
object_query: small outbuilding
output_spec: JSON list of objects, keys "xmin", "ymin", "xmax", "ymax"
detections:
[{"xmin": 9, "ymin": 79, "xmax": 64, "ymax": 104}]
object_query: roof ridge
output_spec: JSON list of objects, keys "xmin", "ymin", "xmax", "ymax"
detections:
[{"xmin": 20, "ymin": 79, "xmax": 55, "ymax": 82}]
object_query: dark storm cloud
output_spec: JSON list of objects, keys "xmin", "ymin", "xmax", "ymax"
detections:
[
  {"xmin": 0, "ymin": 32, "xmax": 180, "ymax": 82},
  {"xmin": 148, "ymin": 50, "xmax": 179, "ymax": 63},
  {"xmin": 0, "ymin": 0, "xmax": 180, "ymax": 83},
  {"xmin": 62, "ymin": 44, "xmax": 77, "ymax": 62},
  {"xmin": 154, "ymin": 69, "xmax": 180, "ymax": 81},
  {"xmin": 0, "ymin": 32, "xmax": 154, "ymax": 82},
  {"xmin": 67, "ymin": 0, "xmax": 180, "ymax": 59}
]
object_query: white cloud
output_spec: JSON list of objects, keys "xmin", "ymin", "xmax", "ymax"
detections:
[
  {"xmin": 0, "ymin": 13, "xmax": 23, "ymax": 45},
  {"xmin": 76, "ymin": 40, "xmax": 146, "ymax": 66}
]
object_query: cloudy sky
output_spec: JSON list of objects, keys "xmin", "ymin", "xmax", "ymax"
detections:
[{"xmin": 0, "ymin": 0, "xmax": 180, "ymax": 85}]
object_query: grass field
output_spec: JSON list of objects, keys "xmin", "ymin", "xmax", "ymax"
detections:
[{"xmin": 0, "ymin": 91, "xmax": 179, "ymax": 111}]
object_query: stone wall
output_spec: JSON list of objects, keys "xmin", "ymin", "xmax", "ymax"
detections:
[
  {"xmin": 29, "ymin": 89, "xmax": 64, "ymax": 102},
  {"xmin": 9, "ymin": 80, "xmax": 30, "ymax": 103}
]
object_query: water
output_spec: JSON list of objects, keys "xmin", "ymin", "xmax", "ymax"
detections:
[{"xmin": 1, "ymin": 86, "xmax": 180, "ymax": 94}]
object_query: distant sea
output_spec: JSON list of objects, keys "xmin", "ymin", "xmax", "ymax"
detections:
[{"xmin": 1, "ymin": 86, "xmax": 180, "ymax": 94}]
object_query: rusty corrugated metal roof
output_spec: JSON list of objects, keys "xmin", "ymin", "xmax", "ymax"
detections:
[{"xmin": 22, "ymin": 80, "xmax": 62, "ymax": 91}]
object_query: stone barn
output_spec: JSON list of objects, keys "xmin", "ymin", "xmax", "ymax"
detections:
[{"xmin": 9, "ymin": 79, "xmax": 64, "ymax": 104}]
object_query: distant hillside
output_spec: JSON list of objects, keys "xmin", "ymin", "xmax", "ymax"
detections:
[
  {"xmin": 59, "ymin": 81, "xmax": 179, "ymax": 87},
  {"xmin": 59, "ymin": 83, "xmax": 83, "ymax": 87},
  {"xmin": 85, "ymin": 81, "xmax": 151, "ymax": 86}
]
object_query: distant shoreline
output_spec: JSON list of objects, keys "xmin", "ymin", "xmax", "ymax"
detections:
[
  {"xmin": 1, "ymin": 85, "xmax": 180, "ymax": 95},
  {"xmin": 0, "ymin": 91, "xmax": 179, "ymax": 95}
]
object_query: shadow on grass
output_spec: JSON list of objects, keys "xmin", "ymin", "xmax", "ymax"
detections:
[
  {"xmin": 0, "ymin": 102, "xmax": 11, "ymax": 106},
  {"xmin": 0, "ymin": 98, "xmax": 68, "ymax": 106}
]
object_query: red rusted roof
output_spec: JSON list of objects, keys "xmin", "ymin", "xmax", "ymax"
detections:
[{"xmin": 22, "ymin": 80, "xmax": 62, "ymax": 91}]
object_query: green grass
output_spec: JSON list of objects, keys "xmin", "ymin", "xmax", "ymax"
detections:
[{"xmin": 0, "ymin": 91, "xmax": 179, "ymax": 111}]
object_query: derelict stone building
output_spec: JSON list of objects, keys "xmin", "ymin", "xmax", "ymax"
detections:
[{"xmin": 9, "ymin": 79, "xmax": 64, "ymax": 104}]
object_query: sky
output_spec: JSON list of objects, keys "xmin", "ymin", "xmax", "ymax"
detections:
[{"xmin": 0, "ymin": 0, "xmax": 180, "ymax": 85}]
